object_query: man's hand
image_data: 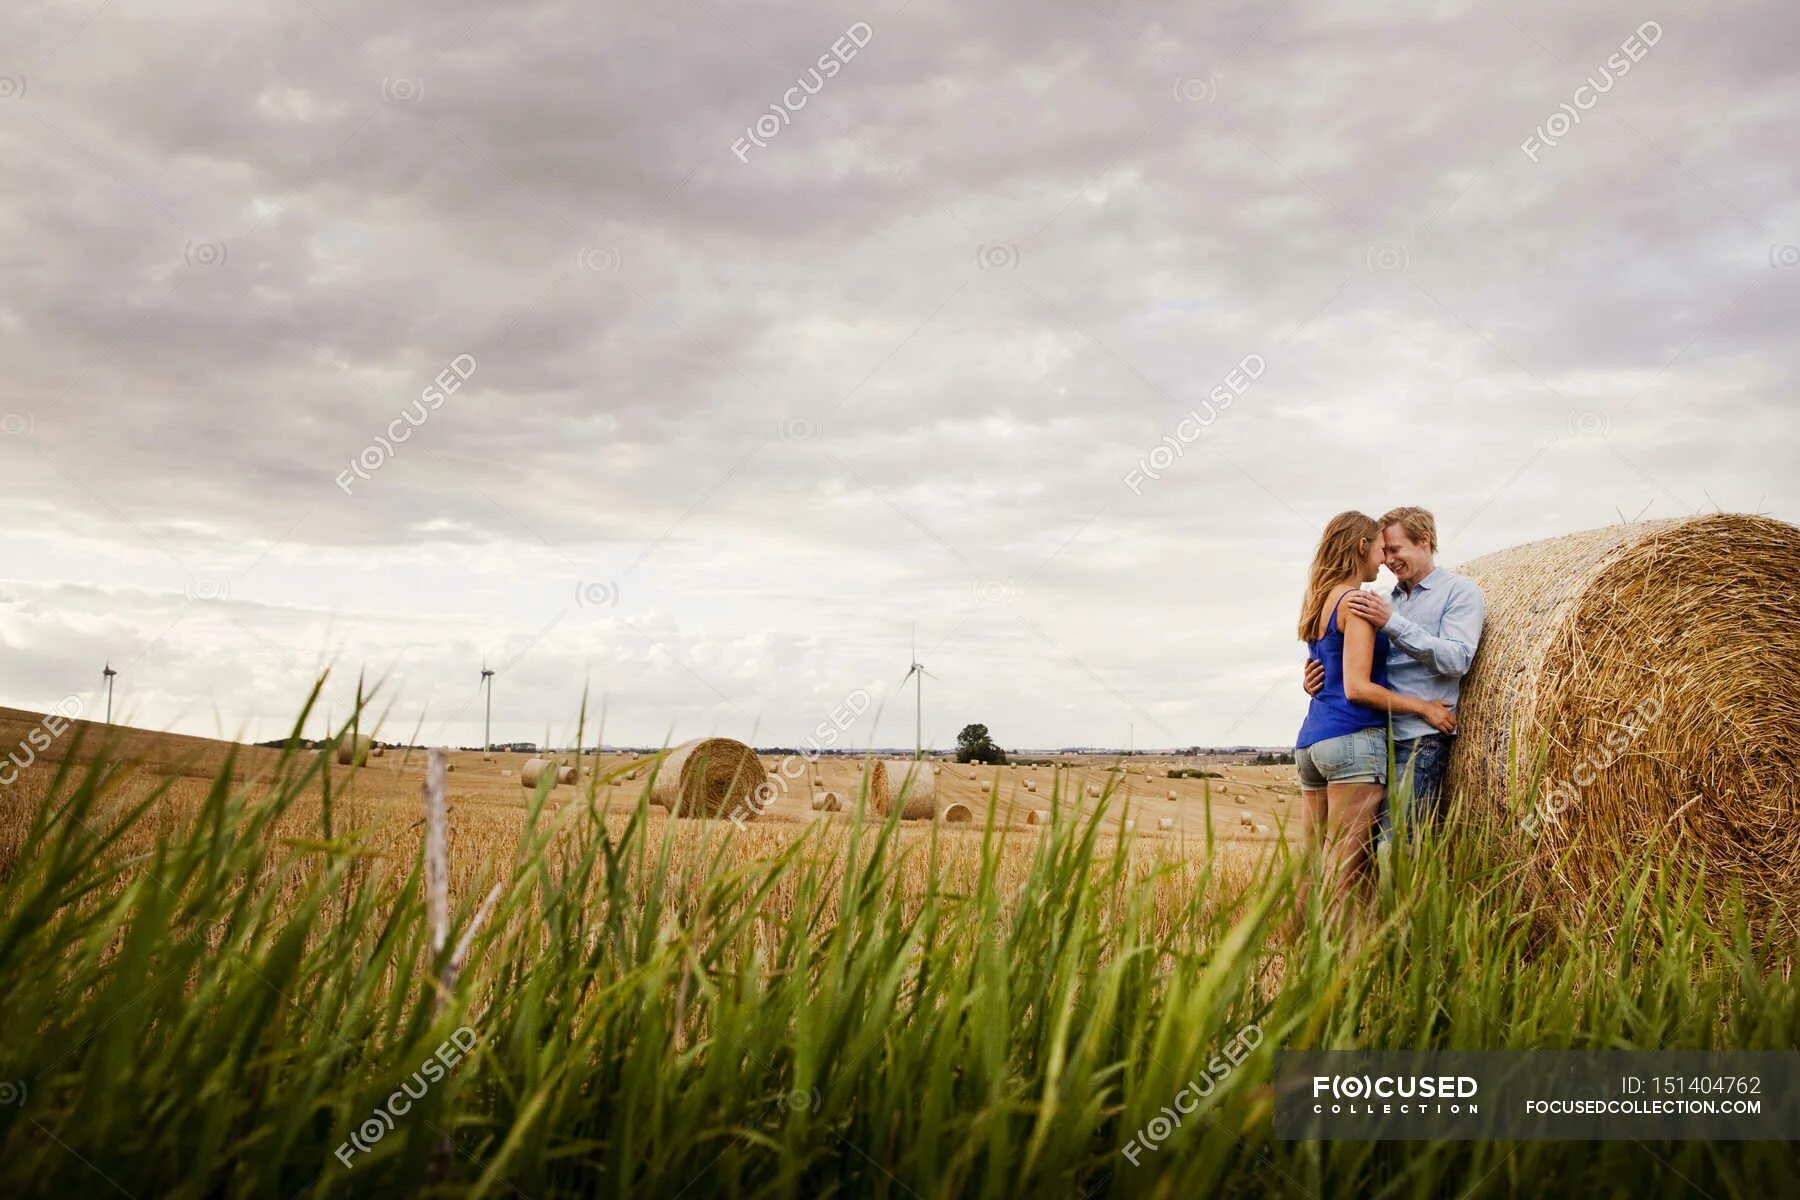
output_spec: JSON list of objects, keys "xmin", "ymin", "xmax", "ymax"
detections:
[
  {"xmin": 1343, "ymin": 589, "xmax": 1392, "ymax": 628},
  {"xmin": 1303, "ymin": 659, "xmax": 1324, "ymax": 697},
  {"xmin": 1419, "ymin": 700, "xmax": 1457, "ymax": 734}
]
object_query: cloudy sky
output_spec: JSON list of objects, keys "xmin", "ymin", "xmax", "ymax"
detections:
[{"xmin": 1, "ymin": 0, "xmax": 1795, "ymax": 751}]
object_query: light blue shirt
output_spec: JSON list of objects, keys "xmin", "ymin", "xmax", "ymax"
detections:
[{"xmin": 1381, "ymin": 567, "xmax": 1485, "ymax": 741}]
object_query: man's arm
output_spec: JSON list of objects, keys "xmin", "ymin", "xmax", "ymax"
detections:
[{"xmin": 1384, "ymin": 578, "xmax": 1484, "ymax": 678}]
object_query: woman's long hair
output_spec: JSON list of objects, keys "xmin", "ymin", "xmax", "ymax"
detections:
[{"xmin": 1297, "ymin": 511, "xmax": 1379, "ymax": 641}]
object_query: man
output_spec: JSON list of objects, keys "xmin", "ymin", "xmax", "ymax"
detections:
[{"xmin": 1305, "ymin": 505, "xmax": 1484, "ymax": 843}]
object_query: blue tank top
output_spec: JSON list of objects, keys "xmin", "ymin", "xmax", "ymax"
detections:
[{"xmin": 1296, "ymin": 592, "xmax": 1390, "ymax": 749}]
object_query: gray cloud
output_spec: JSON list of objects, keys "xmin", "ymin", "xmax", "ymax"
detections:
[{"xmin": 2, "ymin": 0, "xmax": 1796, "ymax": 748}]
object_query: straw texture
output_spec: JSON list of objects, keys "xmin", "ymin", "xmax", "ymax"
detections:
[
  {"xmin": 871, "ymin": 759, "xmax": 937, "ymax": 819},
  {"xmin": 1449, "ymin": 514, "xmax": 1800, "ymax": 933},
  {"xmin": 650, "ymin": 738, "xmax": 769, "ymax": 819}
]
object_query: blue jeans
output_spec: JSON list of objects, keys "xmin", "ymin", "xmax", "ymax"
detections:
[
  {"xmin": 1295, "ymin": 727, "xmax": 1388, "ymax": 789},
  {"xmin": 1375, "ymin": 734, "xmax": 1452, "ymax": 847}
]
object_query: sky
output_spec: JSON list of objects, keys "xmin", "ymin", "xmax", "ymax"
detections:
[{"xmin": 1, "ymin": 0, "xmax": 1796, "ymax": 752}]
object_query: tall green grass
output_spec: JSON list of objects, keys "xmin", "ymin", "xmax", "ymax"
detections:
[{"xmin": 0, "ymin": 699, "xmax": 1793, "ymax": 1198}]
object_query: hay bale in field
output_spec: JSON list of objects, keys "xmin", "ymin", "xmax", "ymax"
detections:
[
  {"xmin": 812, "ymin": 791, "xmax": 840, "ymax": 812},
  {"xmin": 1255, "ymin": 823, "xmax": 1270, "ymax": 835},
  {"xmin": 650, "ymin": 738, "xmax": 769, "ymax": 818},
  {"xmin": 520, "ymin": 758, "xmax": 559, "ymax": 788},
  {"xmin": 501, "ymin": 769, "xmax": 513, "ymax": 777},
  {"xmin": 1026, "ymin": 809, "xmax": 1045, "ymax": 826},
  {"xmin": 871, "ymin": 758, "xmax": 937, "ymax": 819},
  {"xmin": 556, "ymin": 765, "xmax": 577, "ymax": 785},
  {"xmin": 1024, "ymin": 780, "xmax": 1037, "ymax": 792},
  {"xmin": 1166, "ymin": 789, "xmax": 1177, "ymax": 801},
  {"xmin": 335, "ymin": 734, "xmax": 374, "ymax": 767},
  {"xmin": 1085, "ymin": 784, "xmax": 1100, "ymax": 798},
  {"xmin": 1238, "ymin": 810, "xmax": 1254, "ymax": 828},
  {"xmin": 1450, "ymin": 514, "xmax": 1800, "ymax": 932},
  {"xmin": 1122, "ymin": 819, "xmax": 1136, "ymax": 833},
  {"xmin": 1157, "ymin": 816, "xmax": 1176, "ymax": 831},
  {"xmin": 942, "ymin": 801, "xmax": 974, "ymax": 823}
]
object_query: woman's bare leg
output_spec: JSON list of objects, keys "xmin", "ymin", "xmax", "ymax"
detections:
[
  {"xmin": 1293, "ymin": 787, "xmax": 1328, "ymax": 923},
  {"xmin": 1321, "ymin": 781, "xmax": 1384, "ymax": 923}
]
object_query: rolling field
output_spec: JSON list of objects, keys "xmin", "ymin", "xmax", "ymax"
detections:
[
  {"xmin": 0, "ymin": 698, "xmax": 1794, "ymax": 1198},
  {"xmin": 0, "ymin": 705, "xmax": 1297, "ymax": 902}
]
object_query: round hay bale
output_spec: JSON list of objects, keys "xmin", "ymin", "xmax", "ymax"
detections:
[
  {"xmin": 1157, "ymin": 816, "xmax": 1176, "ymax": 831},
  {"xmin": 812, "ymin": 791, "xmax": 840, "ymax": 812},
  {"xmin": 1026, "ymin": 809, "xmax": 1045, "ymax": 826},
  {"xmin": 1449, "ymin": 514, "xmax": 1800, "ymax": 932},
  {"xmin": 1024, "ymin": 780, "xmax": 1037, "ymax": 792},
  {"xmin": 1084, "ymin": 784, "xmax": 1101, "ymax": 798},
  {"xmin": 1122, "ymin": 819, "xmax": 1136, "ymax": 833},
  {"xmin": 520, "ymin": 757, "xmax": 559, "ymax": 788},
  {"xmin": 335, "ymin": 735, "xmax": 374, "ymax": 767},
  {"xmin": 942, "ymin": 801, "xmax": 974, "ymax": 823},
  {"xmin": 1238, "ymin": 810, "xmax": 1253, "ymax": 828},
  {"xmin": 651, "ymin": 738, "xmax": 769, "ymax": 819},
  {"xmin": 1166, "ymin": 789, "xmax": 1177, "ymax": 801},
  {"xmin": 370, "ymin": 745, "xmax": 385, "ymax": 758},
  {"xmin": 871, "ymin": 759, "xmax": 937, "ymax": 819},
  {"xmin": 1255, "ymin": 823, "xmax": 1270, "ymax": 835},
  {"xmin": 556, "ymin": 765, "xmax": 577, "ymax": 785}
]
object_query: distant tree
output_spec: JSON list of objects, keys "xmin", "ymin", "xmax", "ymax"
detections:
[{"xmin": 954, "ymin": 723, "xmax": 1009, "ymax": 765}]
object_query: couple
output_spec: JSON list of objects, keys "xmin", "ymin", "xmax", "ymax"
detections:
[{"xmin": 1293, "ymin": 507, "xmax": 1485, "ymax": 915}]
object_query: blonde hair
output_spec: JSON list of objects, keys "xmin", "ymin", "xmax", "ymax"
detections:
[
  {"xmin": 1298, "ymin": 511, "xmax": 1379, "ymax": 641},
  {"xmin": 1380, "ymin": 505, "xmax": 1438, "ymax": 552}
]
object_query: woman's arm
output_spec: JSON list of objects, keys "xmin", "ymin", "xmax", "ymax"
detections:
[{"xmin": 1341, "ymin": 612, "xmax": 1455, "ymax": 731}]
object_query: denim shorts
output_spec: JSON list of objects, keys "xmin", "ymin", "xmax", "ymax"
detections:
[{"xmin": 1295, "ymin": 727, "xmax": 1388, "ymax": 789}]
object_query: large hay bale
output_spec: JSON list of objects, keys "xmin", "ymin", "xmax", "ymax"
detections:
[
  {"xmin": 556, "ymin": 765, "xmax": 577, "ymax": 785},
  {"xmin": 520, "ymin": 758, "xmax": 559, "ymax": 788},
  {"xmin": 871, "ymin": 758, "xmax": 937, "ymax": 819},
  {"xmin": 335, "ymin": 734, "xmax": 373, "ymax": 767},
  {"xmin": 650, "ymin": 738, "xmax": 769, "ymax": 819},
  {"xmin": 942, "ymin": 801, "xmax": 974, "ymax": 823},
  {"xmin": 812, "ymin": 791, "xmax": 840, "ymax": 812},
  {"xmin": 1450, "ymin": 514, "xmax": 1800, "ymax": 932}
]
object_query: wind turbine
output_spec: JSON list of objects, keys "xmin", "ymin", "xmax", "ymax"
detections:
[
  {"xmin": 102, "ymin": 662, "xmax": 117, "ymax": 725},
  {"xmin": 898, "ymin": 629, "xmax": 936, "ymax": 760},
  {"xmin": 480, "ymin": 661, "xmax": 496, "ymax": 754}
]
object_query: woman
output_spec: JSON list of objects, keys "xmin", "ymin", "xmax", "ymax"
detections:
[{"xmin": 1293, "ymin": 512, "xmax": 1456, "ymax": 922}]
